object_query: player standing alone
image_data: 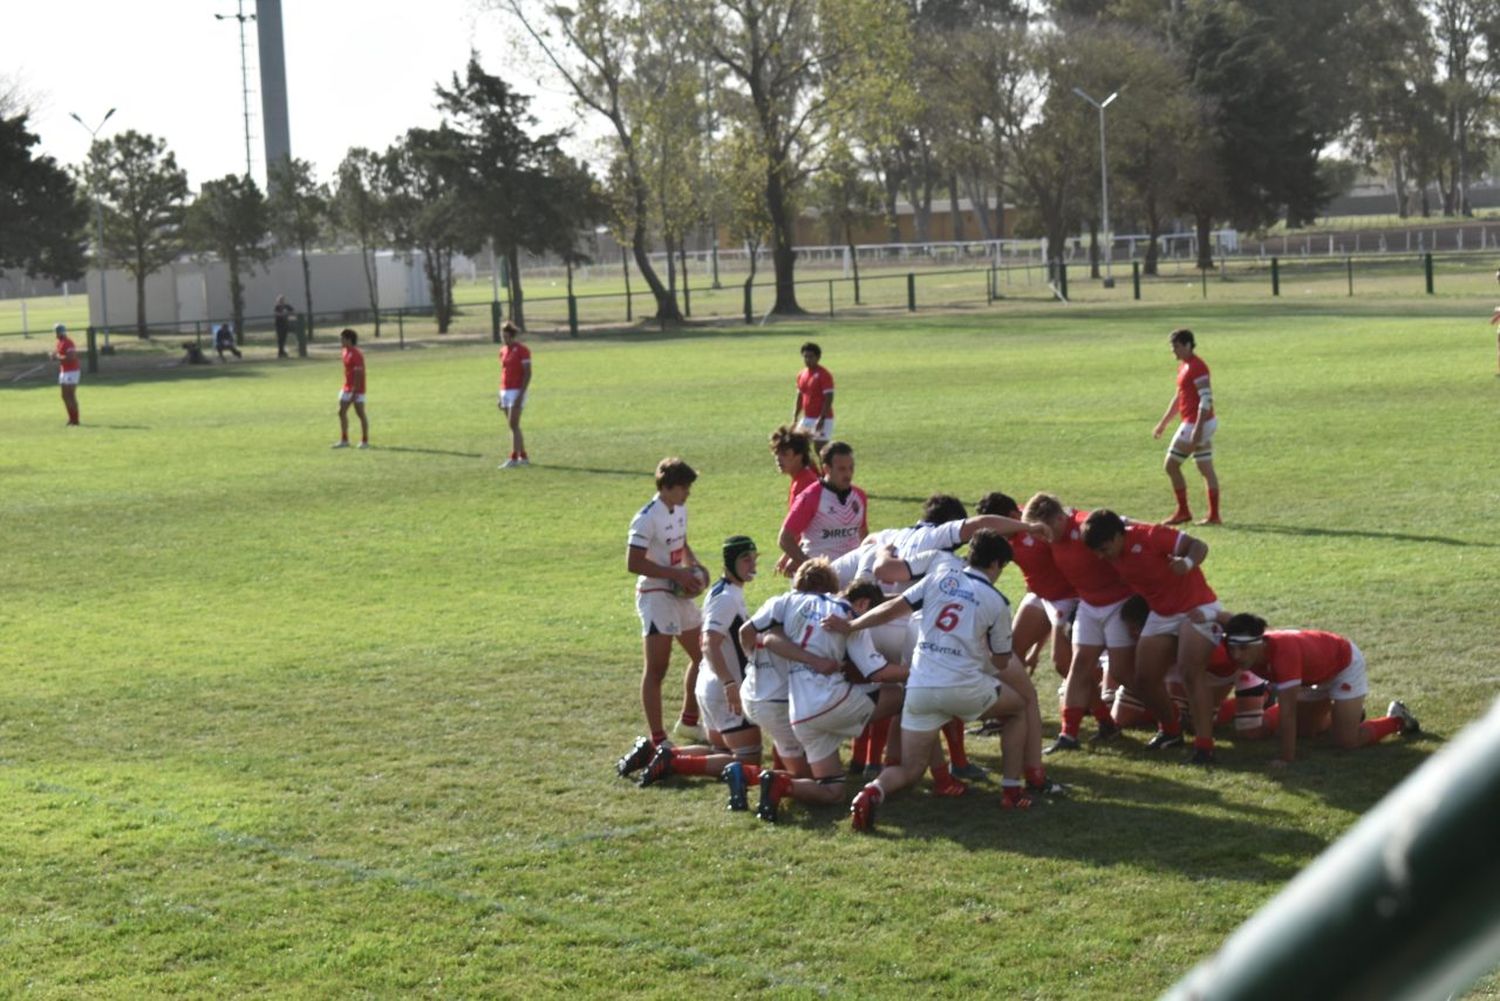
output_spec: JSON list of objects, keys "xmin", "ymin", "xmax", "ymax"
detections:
[
  {"xmin": 1153, "ymin": 328, "xmax": 1220, "ymax": 525},
  {"xmin": 791, "ymin": 342, "xmax": 835, "ymax": 447},
  {"xmin": 333, "ymin": 328, "xmax": 369, "ymax": 449},
  {"xmin": 52, "ymin": 323, "xmax": 81, "ymax": 426},
  {"xmin": 499, "ymin": 322, "xmax": 531, "ymax": 468}
]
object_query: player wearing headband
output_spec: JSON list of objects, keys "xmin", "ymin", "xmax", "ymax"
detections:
[
  {"xmin": 637, "ymin": 537, "xmax": 765, "ymax": 792},
  {"xmin": 1222, "ymin": 614, "xmax": 1419, "ymax": 767},
  {"xmin": 616, "ymin": 458, "xmax": 709, "ymax": 777},
  {"xmin": 1153, "ymin": 328, "xmax": 1221, "ymax": 525}
]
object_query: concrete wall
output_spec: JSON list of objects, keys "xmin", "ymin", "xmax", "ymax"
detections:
[{"xmin": 85, "ymin": 251, "xmax": 432, "ymax": 331}]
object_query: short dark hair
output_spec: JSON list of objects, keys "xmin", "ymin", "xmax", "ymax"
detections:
[
  {"xmin": 340, "ymin": 328, "xmax": 358, "ymax": 344},
  {"xmin": 922, "ymin": 493, "xmax": 968, "ymax": 526},
  {"xmin": 1082, "ymin": 509, "xmax": 1126, "ymax": 551},
  {"xmin": 819, "ymin": 440, "xmax": 853, "ymax": 466},
  {"xmin": 655, "ymin": 457, "xmax": 698, "ymax": 490},
  {"xmin": 967, "ymin": 528, "xmax": 1013, "ymax": 571},
  {"xmin": 1120, "ymin": 594, "xmax": 1150, "ymax": 630},
  {"xmin": 1170, "ymin": 328, "xmax": 1195, "ymax": 349},
  {"xmin": 800, "ymin": 341, "xmax": 821, "ymax": 359},
  {"xmin": 975, "ymin": 491, "xmax": 1019, "ymax": 518},
  {"xmin": 843, "ymin": 578, "xmax": 885, "ymax": 608}
]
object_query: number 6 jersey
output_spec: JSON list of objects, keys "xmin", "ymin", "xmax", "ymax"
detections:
[{"xmin": 901, "ymin": 562, "xmax": 1013, "ymax": 688}]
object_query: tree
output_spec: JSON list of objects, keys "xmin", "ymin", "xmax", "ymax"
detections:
[
  {"xmin": 84, "ymin": 130, "xmax": 189, "ymax": 337},
  {"xmin": 0, "ymin": 114, "xmax": 88, "ymax": 282},
  {"xmin": 266, "ymin": 157, "xmax": 328, "ymax": 353},
  {"xmin": 809, "ymin": 138, "xmax": 883, "ymax": 300},
  {"xmin": 381, "ymin": 127, "xmax": 476, "ymax": 334},
  {"xmin": 332, "ymin": 148, "xmax": 390, "ymax": 336},
  {"xmin": 499, "ymin": 0, "xmax": 685, "ymax": 323},
  {"xmin": 184, "ymin": 174, "xmax": 270, "ymax": 343},
  {"xmin": 1425, "ymin": 0, "xmax": 1500, "ymax": 215},
  {"xmin": 695, "ymin": 0, "xmax": 910, "ymax": 315}
]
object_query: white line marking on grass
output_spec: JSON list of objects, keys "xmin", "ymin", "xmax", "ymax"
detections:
[{"xmin": 19, "ymin": 779, "xmax": 830, "ymax": 995}]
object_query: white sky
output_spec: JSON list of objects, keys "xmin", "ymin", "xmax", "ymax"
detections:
[{"xmin": 2, "ymin": 0, "xmax": 599, "ymax": 192}]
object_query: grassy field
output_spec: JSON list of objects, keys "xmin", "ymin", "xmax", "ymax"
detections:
[{"xmin": 2, "ymin": 297, "xmax": 1498, "ymax": 997}]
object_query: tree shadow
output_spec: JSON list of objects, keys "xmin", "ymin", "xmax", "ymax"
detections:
[{"xmin": 1218, "ymin": 521, "xmax": 1489, "ymax": 548}]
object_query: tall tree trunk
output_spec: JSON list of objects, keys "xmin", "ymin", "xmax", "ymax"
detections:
[
  {"xmin": 228, "ymin": 248, "xmax": 245, "ymax": 345},
  {"xmin": 1087, "ymin": 217, "xmax": 1100, "ymax": 279},
  {"xmin": 134, "ymin": 253, "xmax": 148, "ymax": 338},
  {"xmin": 845, "ymin": 221, "xmax": 861, "ymax": 305},
  {"xmin": 1145, "ymin": 205, "xmax": 1163, "ymax": 276},
  {"xmin": 361, "ymin": 243, "xmax": 381, "ymax": 337},
  {"xmin": 1194, "ymin": 212, "xmax": 1214, "ymax": 271},
  {"xmin": 299, "ymin": 243, "xmax": 314, "ymax": 347},
  {"xmin": 882, "ymin": 169, "xmax": 902, "ymax": 242},
  {"xmin": 948, "ymin": 174, "xmax": 964, "ymax": 242},
  {"xmin": 505, "ymin": 243, "xmax": 525, "ymax": 330},
  {"xmin": 766, "ymin": 162, "xmax": 803, "ymax": 315},
  {"xmin": 964, "ymin": 176, "xmax": 996, "ymax": 241}
]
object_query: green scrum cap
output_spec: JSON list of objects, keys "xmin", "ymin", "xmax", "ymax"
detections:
[{"xmin": 722, "ymin": 535, "xmax": 757, "ymax": 578}]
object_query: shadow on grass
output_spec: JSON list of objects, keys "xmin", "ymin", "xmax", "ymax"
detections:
[
  {"xmin": 80, "ymin": 423, "xmax": 153, "ymax": 431},
  {"xmin": 1218, "ymin": 521, "xmax": 1490, "ymax": 548},
  {"xmin": 377, "ymin": 445, "xmax": 484, "ymax": 459},
  {"xmin": 534, "ymin": 463, "xmax": 648, "ymax": 478}
]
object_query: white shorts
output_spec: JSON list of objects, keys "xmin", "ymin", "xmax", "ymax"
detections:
[
  {"xmin": 500, "ymin": 388, "xmax": 527, "ymax": 409},
  {"xmin": 743, "ymin": 698, "xmax": 803, "ymax": 759},
  {"xmin": 792, "ymin": 689, "xmax": 876, "ymax": 763},
  {"xmin": 1041, "ymin": 596, "xmax": 1079, "ymax": 630},
  {"xmin": 635, "ymin": 589, "xmax": 702, "ymax": 637},
  {"xmin": 1074, "ymin": 596, "xmax": 1132, "ymax": 649},
  {"xmin": 1300, "ymin": 643, "xmax": 1369, "ymax": 702},
  {"xmin": 694, "ymin": 671, "xmax": 747, "ymax": 734},
  {"xmin": 869, "ymin": 620, "xmax": 910, "ymax": 668},
  {"xmin": 59, "ymin": 370, "xmax": 80, "ymax": 386},
  {"xmin": 798, "ymin": 415, "xmax": 834, "ymax": 440},
  {"xmin": 902, "ymin": 679, "xmax": 1002, "ymax": 732},
  {"xmin": 339, "ymin": 390, "xmax": 366, "ymax": 404},
  {"xmin": 1169, "ymin": 417, "xmax": 1218, "ymax": 457},
  {"xmin": 1141, "ymin": 602, "xmax": 1224, "ymax": 642}
]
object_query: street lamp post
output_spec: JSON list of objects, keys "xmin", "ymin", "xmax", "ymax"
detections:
[
  {"xmin": 1073, "ymin": 87, "xmax": 1120, "ymax": 289},
  {"xmin": 69, "ymin": 108, "xmax": 116, "ymax": 348},
  {"xmin": 216, "ymin": 1, "xmax": 258, "ymax": 180}
]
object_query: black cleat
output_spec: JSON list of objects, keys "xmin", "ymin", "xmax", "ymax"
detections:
[
  {"xmin": 1026, "ymin": 777, "xmax": 1069, "ymax": 797},
  {"xmin": 1185, "ymin": 746, "xmax": 1216, "ymax": 766},
  {"xmin": 1387, "ymin": 700, "xmax": 1421, "ymax": 735},
  {"xmin": 1147, "ymin": 730, "xmax": 1185, "ymax": 750},
  {"xmin": 722, "ymin": 761, "xmax": 749, "ymax": 811},
  {"xmin": 756, "ymin": 772, "xmax": 789, "ymax": 824},
  {"xmin": 1088, "ymin": 718, "xmax": 1123, "ymax": 747},
  {"xmin": 1044, "ymin": 734, "xmax": 1081, "ymax": 756},
  {"xmin": 637, "ymin": 745, "xmax": 675, "ymax": 787},
  {"xmin": 616, "ymin": 736, "xmax": 653, "ymax": 777}
]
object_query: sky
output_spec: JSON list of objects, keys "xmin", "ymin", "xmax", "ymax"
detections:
[{"xmin": 2, "ymin": 0, "xmax": 596, "ymax": 192}]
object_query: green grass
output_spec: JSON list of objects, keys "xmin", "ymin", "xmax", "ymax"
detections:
[{"xmin": 2, "ymin": 298, "xmax": 1498, "ymax": 997}]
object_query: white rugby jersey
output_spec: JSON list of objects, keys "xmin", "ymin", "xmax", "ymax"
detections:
[
  {"xmin": 831, "ymin": 522, "xmax": 963, "ymax": 592},
  {"xmin": 627, "ymin": 493, "xmax": 687, "ymax": 593},
  {"xmin": 784, "ymin": 482, "xmax": 869, "ymax": 560},
  {"xmin": 745, "ymin": 593, "xmax": 795, "ymax": 703},
  {"xmin": 776, "ymin": 590, "xmax": 887, "ymax": 723},
  {"xmin": 901, "ymin": 562, "xmax": 1013, "ymax": 688},
  {"xmin": 701, "ymin": 578, "xmax": 749, "ymax": 682}
]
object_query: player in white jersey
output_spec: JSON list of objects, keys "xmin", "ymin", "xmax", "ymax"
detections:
[
  {"xmin": 776, "ymin": 440, "xmax": 868, "ymax": 575},
  {"xmin": 742, "ymin": 561, "xmax": 907, "ymax": 824},
  {"xmin": 637, "ymin": 537, "xmax": 769, "ymax": 798},
  {"xmin": 617, "ymin": 458, "xmax": 710, "ymax": 778},
  {"xmin": 831, "ymin": 531, "xmax": 1045, "ymax": 831}
]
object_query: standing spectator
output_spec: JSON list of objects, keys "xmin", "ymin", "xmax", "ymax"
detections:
[
  {"xmin": 52, "ymin": 323, "xmax": 81, "ymax": 426},
  {"xmin": 498, "ymin": 322, "xmax": 531, "ymax": 468},
  {"xmin": 273, "ymin": 294, "xmax": 296, "ymax": 358},
  {"xmin": 791, "ymin": 341, "xmax": 835, "ymax": 446},
  {"xmin": 1153, "ymin": 328, "xmax": 1221, "ymax": 525},
  {"xmin": 213, "ymin": 323, "xmax": 243, "ymax": 361},
  {"xmin": 332, "ymin": 328, "xmax": 369, "ymax": 449}
]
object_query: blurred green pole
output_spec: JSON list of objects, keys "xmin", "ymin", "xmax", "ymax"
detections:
[
  {"xmin": 1424, "ymin": 253, "xmax": 1434, "ymax": 294},
  {"xmin": 1133, "ymin": 260, "xmax": 1141, "ymax": 300}
]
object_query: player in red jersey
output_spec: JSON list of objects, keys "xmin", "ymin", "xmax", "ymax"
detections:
[
  {"xmin": 768, "ymin": 424, "xmax": 821, "ymax": 509},
  {"xmin": 1222, "ymin": 614, "xmax": 1420, "ymax": 767},
  {"xmin": 777, "ymin": 440, "xmax": 868, "ymax": 574},
  {"xmin": 1083, "ymin": 509, "xmax": 1221, "ymax": 756},
  {"xmin": 977, "ymin": 492, "xmax": 1075, "ymax": 682},
  {"xmin": 498, "ymin": 322, "xmax": 531, "ymax": 468},
  {"xmin": 791, "ymin": 341, "xmax": 835, "ymax": 446},
  {"xmin": 1153, "ymin": 328, "xmax": 1220, "ymax": 525},
  {"xmin": 333, "ymin": 329, "xmax": 369, "ymax": 449},
  {"xmin": 51, "ymin": 324, "xmax": 81, "ymax": 425},
  {"xmin": 1022, "ymin": 493, "xmax": 1130, "ymax": 752}
]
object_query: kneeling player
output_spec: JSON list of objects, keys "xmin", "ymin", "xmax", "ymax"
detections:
[
  {"xmin": 1223, "ymin": 614, "xmax": 1419, "ymax": 767},
  {"xmin": 837, "ymin": 531, "xmax": 1045, "ymax": 831},
  {"xmin": 750, "ymin": 562, "xmax": 907, "ymax": 824},
  {"xmin": 637, "ymin": 536, "xmax": 765, "ymax": 791}
]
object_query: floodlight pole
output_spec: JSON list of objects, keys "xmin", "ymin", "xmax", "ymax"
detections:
[
  {"xmin": 69, "ymin": 108, "xmax": 116, "ymax": 348},
  {"xmin": 1073, "ymin": 87, "xmax": 1120, "ymax": 288},
  {"xmin": 216, "ymin": 1, "xmax": 258, "ymax": 179}
]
